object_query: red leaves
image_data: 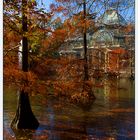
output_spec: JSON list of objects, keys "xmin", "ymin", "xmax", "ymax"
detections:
[
  {"xmin": 111, "ymin": 48, "xmax": 126, "ymax": 54},
  {"xmin": 56, "ymin": 6, "xmax": 65, "ymax": 12},
  {"xmin": 50, "ymin": 4, "xmax": 65, "ymax": 13},
  {"xmin": 124, "ymin": 24, "xmax": 134, "ymax": 33}
]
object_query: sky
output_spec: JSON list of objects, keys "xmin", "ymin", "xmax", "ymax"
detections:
[
  {"xmin": 36, "ymin": 0, "xmax": 134, "ymax": 23},
  {"xmin": 36, "ymin": 0, "xmax": 54, "ymax": 11}
]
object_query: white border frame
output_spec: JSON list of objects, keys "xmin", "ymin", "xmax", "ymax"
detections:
[
  {"xmin": 0, "ymin": 0, "xmax": 3, "ymax": 139},
  {"xmin": 0, "ymin": 0, "xmax": 139, "ymax": 139},
  {"xmin": 136, "ymin": 0, "xmax": 140, "ymax": 139}
]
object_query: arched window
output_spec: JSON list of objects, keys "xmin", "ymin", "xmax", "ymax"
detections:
[{"xmin": 91, "ymin": 30, "xmax": 114, "ymax": 47}]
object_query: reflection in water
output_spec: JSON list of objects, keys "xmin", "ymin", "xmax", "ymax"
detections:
[
  {"xmin": 4, "ymin": 78, "xmax": 135, "ymax": 140},
  {"xmin": 11, "ymin": 128, "xmax": 35, "ymax": 140},
  {"xmin": 46, "ymin": 101, "xmax": 56, "ymax": 140}
]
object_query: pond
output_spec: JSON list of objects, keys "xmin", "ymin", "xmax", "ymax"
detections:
[{"xmin": 4, "ymin": 78, "xmax": 135, "ymax": 140}]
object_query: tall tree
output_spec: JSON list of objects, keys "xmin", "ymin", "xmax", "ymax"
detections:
[
  {"xmin": 83, "ymin": 0, "xmax": 88, "ymax": 81},
  {"xmin": 4, "ymin": 0, "xmax": 69, "ymax": 128},
  {"xmin": 4, "ymin": 0, "xmax": 39, "ymax": 129},
  {"xmin": 53, "ymin": 0, "xmax": 96, "ymax": 98}
]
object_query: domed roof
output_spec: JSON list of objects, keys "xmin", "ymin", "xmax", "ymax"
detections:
[
  {"xmin": 98, "ymin": 9, "xmax": 127, "ymax": 26},
  {"xmin": 92, "ymin": 29, "xmax": 114, "ymax": 43}
]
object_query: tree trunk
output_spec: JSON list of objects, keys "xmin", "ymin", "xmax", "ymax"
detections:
[
  {"xmin": 82, "ymin": 1, "xmax": 95, "ymax": 100},
  {"xmin": 11, "ymin": 0, "xmax": 39, "ymax": 129},
  {"xmin": 83, "ymin": 0, "xmax": 89, "ymax": 81},
  {"xmin": 11, "ymin": 90, "xmax": 39, "ymax": 129}
]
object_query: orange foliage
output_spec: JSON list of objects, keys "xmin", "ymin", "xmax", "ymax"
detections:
[
  {"xmin": 4, "ymin": 0, "xmax": 96, "ymax": 103},
  {"xmin": 124, "ymin": 24, "xmax": 134, "ymax": 33},
  {"xmin": 55, "ymin": 6, "xmax": 65, "ymax": 12}
]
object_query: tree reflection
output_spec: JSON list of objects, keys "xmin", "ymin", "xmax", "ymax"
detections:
[{"xmin": 11, "ymin": 128, "xmax": 35, "ymax": 140}]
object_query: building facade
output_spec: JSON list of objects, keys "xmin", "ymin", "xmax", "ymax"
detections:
[{"xmin": 59, "ymin": 9, "xmax": 135, "ymax": 77}]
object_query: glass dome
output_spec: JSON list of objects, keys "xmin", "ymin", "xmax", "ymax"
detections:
[
  {"xmin": 92, "ymin": 29, "xmax": 114, "ymax": 44},
  {"xmin": 98, "ymin": 9, "xmax": 127, "ymax": 26}
]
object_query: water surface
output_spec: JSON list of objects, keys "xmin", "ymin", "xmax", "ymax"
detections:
[{"xmin": 4, "ymin": 78, "xmax": 135, "ymax": 140}]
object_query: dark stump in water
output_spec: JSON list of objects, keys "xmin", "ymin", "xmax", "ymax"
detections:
[{"xmin": 11, "ymin": 90, "xmax": 39, "ymax": 129}]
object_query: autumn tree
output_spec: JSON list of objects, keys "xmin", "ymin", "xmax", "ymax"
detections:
[
  {"xmin": 4, "ymin": 0, "xmax": 74, "ymax": 129},
  {"xmin": 4, "ymin": 0, "xmax": 40, "ymax": 129},
  {"xmin": 51, "ymin": 0, "xmax": 135, "ymax": 100},
  {"xmin": 51, "ymin": 0, "xmax": 97, "ymax": 101},
  {"xmin": 4, "ymin": 0, "xmax": 60, "ymax": 129}
]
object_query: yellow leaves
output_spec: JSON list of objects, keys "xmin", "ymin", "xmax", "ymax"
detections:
[{"xmin": 31, "ymin": 0, "xmax": 35, "ymax": 2}]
